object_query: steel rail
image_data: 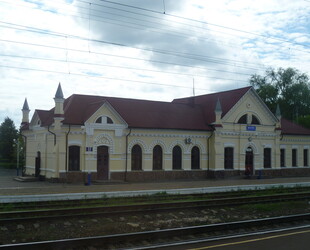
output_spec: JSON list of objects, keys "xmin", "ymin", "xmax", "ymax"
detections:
[
  {"xmin": 1, "ymin": 213, "xmax": 310, "ymax": 250},
  {"xmin": 1, "ymin": 192, "xmax": 310, "ymax": 223},
  {"xmin": 1, "ymin": 187, "xmax": 301, "ymax": 210}
]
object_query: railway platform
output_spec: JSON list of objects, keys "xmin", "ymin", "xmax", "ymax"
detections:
[{"xmin": 1, "ymin": 168, "xmax": 310, "ymax": 202}]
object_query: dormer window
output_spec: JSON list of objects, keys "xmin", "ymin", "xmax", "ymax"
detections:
[
  {"xmin": 238, "ymin": 114, "xmax": 247, "ymax": 124},
  {"xmin": 95, "ymin": 116, "xmax": 113, "ymax": 124},
  {"xmin": 37, "ymin": 119, "xmax": 41, "ymax": 125},
  {"xmin": 237, "ymin": 114, "xmax": 261, "ymax": 125},
  {"xmin": 251, "ymin": 115, "xmax": 260, "ymax": 125}
]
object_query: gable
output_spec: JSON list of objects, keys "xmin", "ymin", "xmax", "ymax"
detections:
[
  {"xmin": 30, "ymin": 111, "xmax": 41, "ymax": 127},
  {"xmin": 85, "ymin": 101, "xmax": 128, "ymax": 126},
  {"xmin": 223, "ymin": 88, "xmax": 278, "ymax": 126}
]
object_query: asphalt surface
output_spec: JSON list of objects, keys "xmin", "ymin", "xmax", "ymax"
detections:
[{"xmin": 164, "ymin": 227, "xmax": 310, "ymax": 250}]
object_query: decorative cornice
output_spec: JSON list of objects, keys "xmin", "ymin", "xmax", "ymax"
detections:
[
  {"xmin": 130, "ymin": 132, "xmax": 209, "ymax": 139},
  {"xmin": 219, "ymin": 130, "xmax": 277, "ymax": 138}
]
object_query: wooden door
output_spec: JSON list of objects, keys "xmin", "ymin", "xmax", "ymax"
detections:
[
  {"xmin": 35, "ymin": 151, "xmax": 41, "ymax": 177},
  {"xmin": 97, "ymin": 146, "xmax": 109, "ymax": 180},
  {"xmin": 245, "ymin": 147, "xmax": 254, "ymax": 176}
]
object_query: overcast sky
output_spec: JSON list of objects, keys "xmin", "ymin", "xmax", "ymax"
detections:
[{"xmin": 1, "ymin": 0, "xmax": 309, "ymax": 126}]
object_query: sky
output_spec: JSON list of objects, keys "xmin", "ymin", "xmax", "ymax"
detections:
[{"xmin": 0, "ymin": 0, "xmax": 310, "ymax": 127}]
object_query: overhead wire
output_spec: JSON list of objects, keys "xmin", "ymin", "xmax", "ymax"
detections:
[
  {"xmin": 0, "ymin": 53, "xmax": 251, "ymax": 82},
  {"xmin": 97, "ymin": 0, "xmax": 310, "ymax": 51},
  {"xmin": 0, "ymin": 23, "xmax": 263, "ymax": 73},
  {"xmin": 1, "ymin": 0, "xmax": 308, "ymax": 91},
  {"xmin": 0, "ymin": 0, "xmax": 307, "ymax": 58},
  {"xmin": 1, "ymin": 64, "xmax": 237, "ymax": 91}
]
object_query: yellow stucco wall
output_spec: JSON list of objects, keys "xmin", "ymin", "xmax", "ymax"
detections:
[{"xmin": 22, "ymin": 88, "xmax": 310, "ymax": 180}]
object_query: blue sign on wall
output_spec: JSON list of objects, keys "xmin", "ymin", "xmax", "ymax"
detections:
[{"xmin": 246, "ymin": 126, "xmax": 256, "ymax": 131}]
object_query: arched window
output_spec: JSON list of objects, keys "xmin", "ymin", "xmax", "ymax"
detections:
[
  {"xmin": 251, "ymin": 115, "xmax": 260, "ymax": 125},
  {"xmin": 131, "ymin": 145, "xmax": 142, "ymax": 171},
  {"xmin": 172, "ymin": 146, "xmax": 182, "ymax": 170},
  {"xmin": 153, "ymin": 145, "xmax": 163, "ymax": 170},
  {"xmin": 238, "ymin": 114, "xmax": 247, "ymax": 124},
  {"xmin": 95, "ymin": 116, "xmax": 113, "ymax": 124},
  {"xmin": 191, "ymin": 146, "xmax": 200, "ymax": 169},
  {"xmin": 69, "ymin": 146, "xmax": 80, "ymax": 171},
  {"xmin": 95, "ymin": 117, "xmax": 102, "ymax": 123}
]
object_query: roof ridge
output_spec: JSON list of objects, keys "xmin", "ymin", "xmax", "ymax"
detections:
[{"xmin": 173, "ymin": 86, "xmax": 252, "ymax": 101}]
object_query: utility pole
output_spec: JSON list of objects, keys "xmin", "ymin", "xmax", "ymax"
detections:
[{"xmin": 16, "ymin": 138, "xmax": 19, "ymax": 176}]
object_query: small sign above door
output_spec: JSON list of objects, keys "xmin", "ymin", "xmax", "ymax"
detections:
[{"xmin": 246, "ymin": 126, "xmax": 256, "ymax": 131}]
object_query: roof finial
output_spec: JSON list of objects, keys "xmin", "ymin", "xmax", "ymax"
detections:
[
  {"xmin": 215, "ymin": 98, "xmax": 222, "ymax": 113},
  {"xmin": 55, "ymin": 82, "xmax": 64, "ymax": 99}
]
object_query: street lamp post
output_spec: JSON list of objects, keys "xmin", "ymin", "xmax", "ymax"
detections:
[{"xmin": 16, "ymin": 139, "xmax": 19, "ymax": 176}]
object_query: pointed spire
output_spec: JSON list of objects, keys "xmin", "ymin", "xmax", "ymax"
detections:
[
  {"xmin": 21, "ymin": 98, "xmax": 30, "ymax": 124},
  {"xmin": 22, "ymin": 98, "xmax": 30, "ymax": 111},
  {"xmin": 55, "ymin": 82, "xmax": 64, "ymax": 99},
  {"xmin": 215, "ymin": 98, "xmax": 222, "ymax": 113}
]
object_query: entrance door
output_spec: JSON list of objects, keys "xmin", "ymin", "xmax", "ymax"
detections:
[
  {"xmin": 245, "ymin": 147, "xmax": 254, "ymax": 176},
  {"xmin": 97, "ymin": 146, "xmax": 109, "ymax": 180},
  {"xmin": 35, "ymin": 151, "xmax": 41, "ymax": 177}
]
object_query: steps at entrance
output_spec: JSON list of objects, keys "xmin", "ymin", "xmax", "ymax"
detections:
[{"xmin": 13, "ymin": 176, "xmax": 39, "ymax": 182}]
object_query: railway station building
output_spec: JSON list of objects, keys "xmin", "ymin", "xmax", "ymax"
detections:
[{"xmin": 20, "ymin": 84, "xmax": 310, "ymax": 182}]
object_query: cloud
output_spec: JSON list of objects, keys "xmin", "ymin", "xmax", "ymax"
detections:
[{"xmin": 0, "ymin": 0, "xmax": 309, "ymax": 127}]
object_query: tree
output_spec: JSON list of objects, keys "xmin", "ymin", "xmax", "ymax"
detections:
[
  {"xmin": 0, "ymin": 117, "xmax": 18, "ymax": 164},
  {"xmin": 250, "ymin": 67, "xmax": 310, "ymax": 121}
]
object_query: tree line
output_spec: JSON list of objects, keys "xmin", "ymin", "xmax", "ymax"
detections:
[
  {"xmin": 0, "ymin": 117, "xmax": 23, "ymax": 168},
  {"xmin": 250, "ymin": 67, "xmax": 310, "ymax": 128},
  {"xmin": 0, "ymin": 67, "xmax": 309, "ymax": 168}
]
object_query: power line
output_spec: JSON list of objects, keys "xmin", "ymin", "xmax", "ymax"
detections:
[
  {"xmin": 0, "ymin": 53, "xmax": 251, "ymax": 82},
  {"xmin": 0, "ymin": 24, "xmax": 264, "ymax": 74},
  {"xmin": 71, "ymin": 0, "xmax": 310, "ymax": 55},
  {"xmin": 1, "ymin": 0, "xmax": 308, "ymax": 58},
  {"xmin": 1, "ymin": 64, "xmax": 240, "ymax": 91},
  {"xmin": 98, "ymin": 0, "xmax": 310, "ymax": 51},
  {"xmin": 0, "ymin": 22, "xmax": 265, "ymax": 71}
]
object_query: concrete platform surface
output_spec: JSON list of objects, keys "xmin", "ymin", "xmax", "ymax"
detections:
[{"xmin": 1, "ymin": 168, "xmax": 310, "ymax": 203}]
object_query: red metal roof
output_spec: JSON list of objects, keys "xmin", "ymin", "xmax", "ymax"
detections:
[
  {"xmin": 61, "ymin": 94, "xmax": 210, "ymax": 130},
  {"xmin": 280, "ymin": 118, "xmax": 310, "ymax": 135},
  {"xmin": 172, "ymin": 86, "xmax": 252, "ymax": 124},
  {"xmin": 26, "ymin": 86, "xmax": 310, "ymax": 135}
]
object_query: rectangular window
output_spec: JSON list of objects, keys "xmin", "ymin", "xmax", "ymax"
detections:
[
  {"xmin": 280, "ymin": 149, "xmax": 285, "ymax": 167},
  {"xmin": 69, "ymin": 146, "xmax": 80, "ymax": 171},
  {"xmin": 304, "ymin": 149, "xmax": 308, "ymax": 167},
  {"xmin": 292, "ymin": 149, "xmax": 297, "ymax": 167},
  {"xmin": 224, "ymin": 147, "xmax": 234, "ymax": 169},
  {"xmin": 264, "ymin": 148, "xmax": 271, "ymax": 168}
]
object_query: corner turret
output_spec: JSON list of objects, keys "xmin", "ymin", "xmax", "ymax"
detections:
[
  {"xmin": 21, "ymin": 98, "xmax": 30, "ymax": 125},
  {"xmin": 54, "ymin": 83, "xmax": 64, "ymax": 116},
  {"xmin": 53, "ymin": 83, "xmax": 65, "ymax": 130},
  {"xmin": 214, "ymin": 98, "xmax": 222, "ymax": 126},
  {"xmin": 275, "ymin": 104, "xmax": 281, "ymax": 129}
]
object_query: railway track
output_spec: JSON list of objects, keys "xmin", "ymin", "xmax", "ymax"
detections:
[
  {"xmin": 2, "ymin": 186, "xmax": 310, "ymax": 210},
  {"xmin": 1, "ymin": 213, "xmax": 310, "ymax": 250},
  {"xmin": 1, "ymin": 191, "xmax": 310, "ymax": 223}
]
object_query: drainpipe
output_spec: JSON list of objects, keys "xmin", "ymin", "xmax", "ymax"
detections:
[
  {"xmin": 207, "ymin": 128, "xmax": 215, "ymax": 178},
  {"xmin": 20, "ymin": 133, "xmax": 27, "ymax": 176},
  {"xmin": 65, "ymin": 124, "xmax": 71, "ymax": 173},
  {"xmin": 125, "ymin": 128, "xmax": 132, "ymax": 182},
  {"xmin": 48, "ymin": 125, "xmax": 56, "ymax": 145}
]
